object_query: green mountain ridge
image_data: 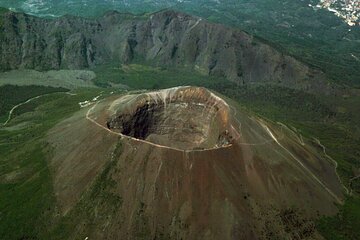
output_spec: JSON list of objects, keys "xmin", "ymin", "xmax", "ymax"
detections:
[
  {"xmin": 0, "ymin": 9, "xmax": 340, "ymax": 95},
  {"xmin": 1, "ymin": 0, "xmax": 359, "ymax": 87}
]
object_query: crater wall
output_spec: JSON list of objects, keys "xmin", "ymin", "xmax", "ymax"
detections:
[{"xmin": 107, "ymin": 87, "xmax": 234, "ymax": 150}]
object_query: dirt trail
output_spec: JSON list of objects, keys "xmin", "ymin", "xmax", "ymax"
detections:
[
  {"xmin": 275, "ymin": 121, "xmax": 349, "ymax": 196},
  {"xmin": 313, "ymin": 138, "xmax": 350, "ymax": 195},
  {"xmin": 3, "ymin": 95, "xmax": 44, "ymax": 126},
  {"xmin": 3, "ymin": 92, "xmax": 76, "ymax": 126},
  {"xmin": 272, "ymin": 121, "xmax": 349, "ymax": 198}
]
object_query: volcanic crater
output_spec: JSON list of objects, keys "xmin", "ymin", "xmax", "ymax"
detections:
[{"xmin": 106, "ymin": 87, "xmax": 234, "ymax": 150}]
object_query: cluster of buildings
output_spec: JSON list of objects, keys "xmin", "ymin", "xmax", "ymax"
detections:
[{"xmin": 316, "ymin": 0, "xmax": 360, "ymax": 26}]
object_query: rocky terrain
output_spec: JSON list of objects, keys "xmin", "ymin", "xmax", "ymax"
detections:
[{"xmin": 0, "ymin": 9, "xmax": 331, "ymax": 92}]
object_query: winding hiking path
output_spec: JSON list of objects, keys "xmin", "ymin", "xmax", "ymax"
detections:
[
  {"xmin": 313, "ymin": 137, "xmax": 350, "ymax": 195},
  {"xmin": 3, "ymin": 95, "xmax": 44, "ymax": 126},
  {"xmin": 2, "ymin": 91, "xmax": 77, "ymax": 126}
]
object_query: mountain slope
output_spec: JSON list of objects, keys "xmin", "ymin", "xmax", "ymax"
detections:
[
  {"xmin": 1, "ymin": 1, "xmax": 359, "ymax": 87},
  {"xmin": 45, "ymin": 87, "xmax": 344, "ymax": 239},
  {"xmin": 0, "ymin": 10, "xmax": 331, "ymax": 92}
]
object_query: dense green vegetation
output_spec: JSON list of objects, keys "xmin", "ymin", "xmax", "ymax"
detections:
[
  {"xmin": 176, "ymin": 0, "xmax": 360, "ymax": 87},
  {"xmin": 0, "ymin": 88, "xmax": 105, "ymax": 239},
  {"xmin": 92, "ymin": 63, "xmax": 225, "ymax": 89},
  {"xmin": 0, "ymin": 7, "xmax": 8, "ymax": 15},
  {"xmin": 2, "ymin": 0, "xmax": 358, "ymax": 87},
  {"xmin": 317, "ymin": 197, "xmax": 360, "ymax": 240},
  {"xmin": 0, "ymin": 85, "xmax": 68, "ymax": 122}
]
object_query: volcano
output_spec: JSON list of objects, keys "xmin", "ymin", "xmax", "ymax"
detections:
[{"xmin": 47, "ymin": 86, "xmax": 344, "ymax": 239}]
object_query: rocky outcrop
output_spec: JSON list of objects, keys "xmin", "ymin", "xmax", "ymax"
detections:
[{"xmin": 0, "ymin": 10, "xmax": 328, "ymax": 89}]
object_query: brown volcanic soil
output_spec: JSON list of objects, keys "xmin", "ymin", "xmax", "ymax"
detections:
[
  {"xmin": 47, "ymin": 87, "xmax": 344, "ymax": 239},
  {"xmin": 47, "ymin": 106, "xmax": 119, "ymax": 214}
]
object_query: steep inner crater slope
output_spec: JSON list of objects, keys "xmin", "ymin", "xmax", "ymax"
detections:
[{"xmin": 107, "ymin": 87, "xmax": 233, "ymax": 150}]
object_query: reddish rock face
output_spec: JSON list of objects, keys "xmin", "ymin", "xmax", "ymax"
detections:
[{"xmin": 48, "ymin": 87, "xmax": 344, "ymax": 239}]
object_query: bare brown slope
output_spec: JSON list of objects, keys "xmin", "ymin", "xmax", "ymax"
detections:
[
  {"xmin": 0, "ymin": 10, "xmax": 332, "ymax": 92},
  {"xmin": 47, "ymin": 106, "xmax": 119, "ymax": 213},
  {"xmin": 47, "ymin": 87, "xmax": 343, "ymax": 239}
]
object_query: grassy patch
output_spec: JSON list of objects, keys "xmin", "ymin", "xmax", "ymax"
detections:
[
  {"xmin": 0, "ymin": 88, "xmax": 105, "ymax": 239},
  {"xmin": 0, "ymin": 143, "xmax": 54, "ymax": 240},
  {"xmin": 0, "ymin": 85, "xmax": 68, "ymax": 120},
  {"xmin": 92, "ymin": 62, "xmax": 225, "ymax": 89},
  {"xmin": 0, "ymin": 7, "xmax": 8, "ymax": 15},
  {"xmin": 317, "ymin": 197, "xmax": 360, "ymax": 240}
]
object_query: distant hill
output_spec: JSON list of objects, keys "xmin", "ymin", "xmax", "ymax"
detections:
[
  {"xmin": 0, "ymin": 10, "xmax": 334, "ymax": 93},
  {"xmin": 0, "ymin": 0, "xmax": 359, "ymax": 87}
]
